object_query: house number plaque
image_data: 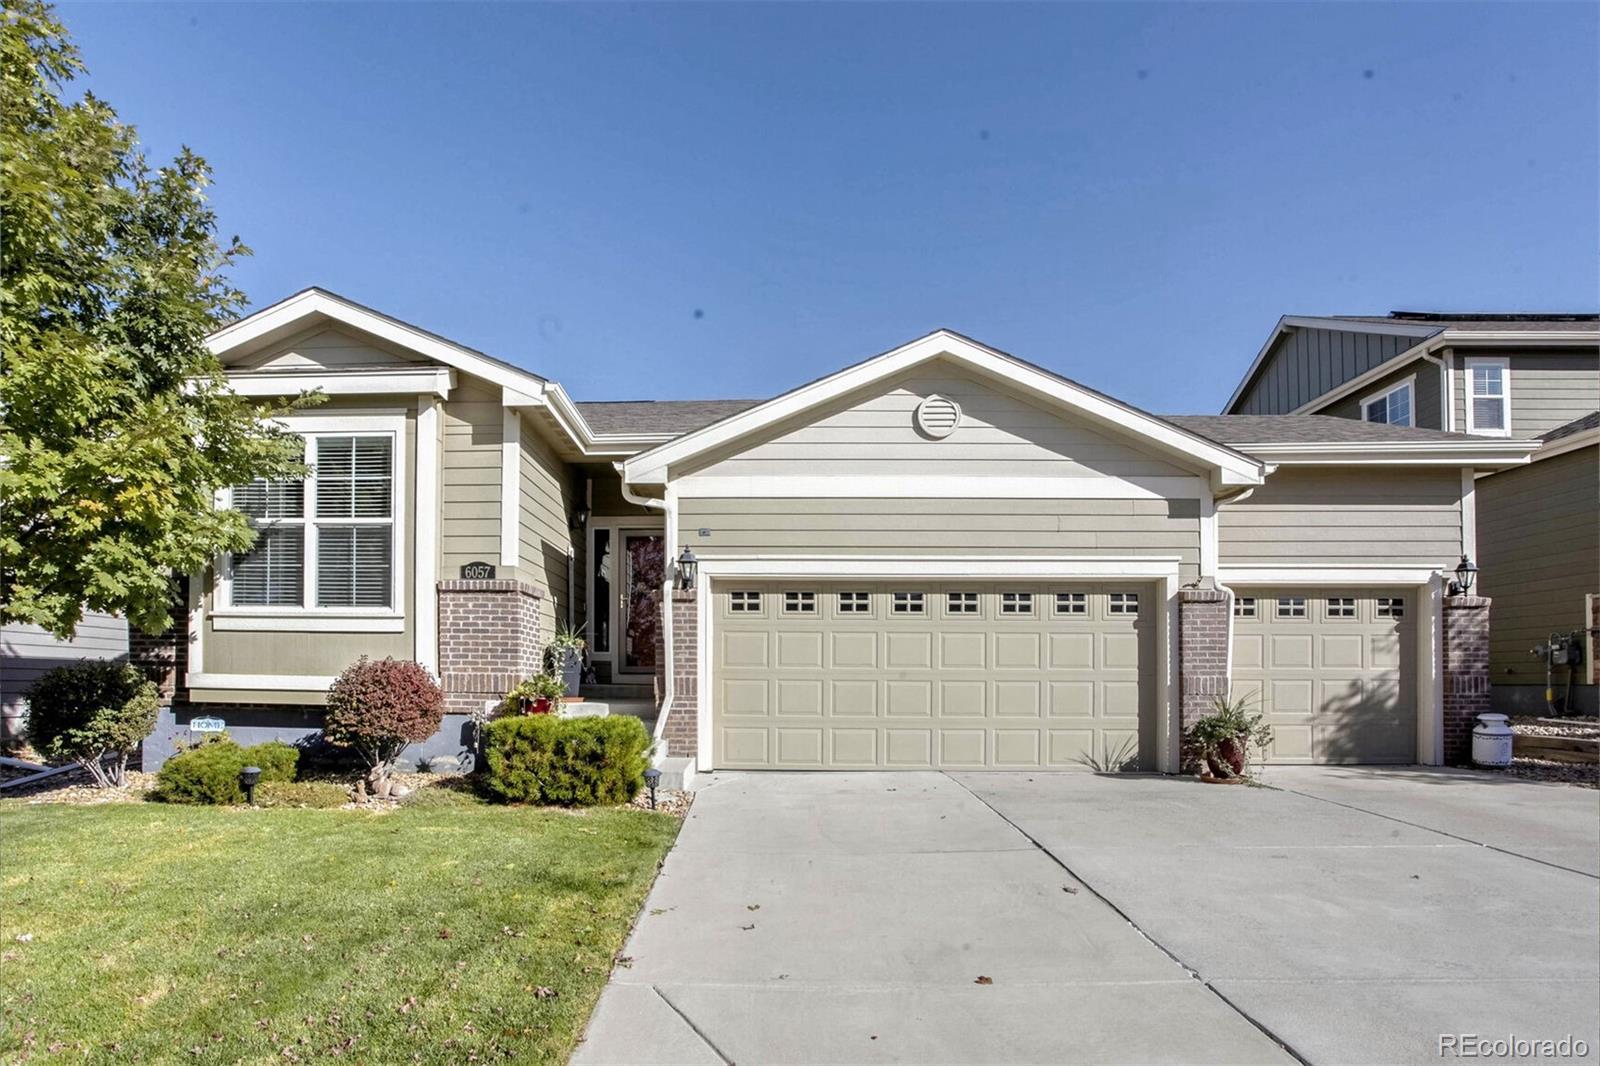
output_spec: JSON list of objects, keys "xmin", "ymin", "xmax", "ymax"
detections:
[{"xmin": 460, "ymin": 561, "xmax": 497, "ymax": 580}]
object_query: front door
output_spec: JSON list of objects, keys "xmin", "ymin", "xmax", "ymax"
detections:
[{"xmin": 621, "ymin": 533, "xmax": 664, "ymax": 672}]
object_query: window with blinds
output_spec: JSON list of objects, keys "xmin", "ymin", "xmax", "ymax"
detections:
[{"xmin": 228, "ymin": 432, "xmax": 395, "ymax": 610}]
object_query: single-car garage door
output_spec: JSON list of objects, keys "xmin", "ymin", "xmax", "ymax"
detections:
[
  {"xmin": 1231, "ymin": 587, "xmax": 1417, "ymax": 764},
  {"xmin": 711, "ymin": 581, "xmax": 1157, "ymax": 770}
]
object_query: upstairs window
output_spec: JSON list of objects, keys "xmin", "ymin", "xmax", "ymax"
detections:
[
  {"xmin": 1466, "ymin": 359, "xmax": 1510, "ymax": 436},
  {"xmin": 1362, "ymin": 379, "xmax": 1413, "ymax": 427}
]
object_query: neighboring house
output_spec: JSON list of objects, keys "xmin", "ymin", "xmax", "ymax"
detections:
[
  {"xmin": 1, "ymin": 613, "xmax": 130, "ymax": 742},
  {"xmin": 135, "ymin": 288, "xmax": 1540, "ymax": 773},
  {"xmin": 1224, "ymin": 312, "xmax": 1600, "ymax": 714}
]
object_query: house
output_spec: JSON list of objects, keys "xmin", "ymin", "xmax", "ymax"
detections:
[
  {"xmin": 1224, "ymin": 312, "xmax": 1599, "ymax": 715},
  {"xmin": 134, "ymin": 288, "xmax": 1542, "ymax": 774},
  {"xmin": 2, "ymin": 612, "xmax": 129, "ymax": 742}
]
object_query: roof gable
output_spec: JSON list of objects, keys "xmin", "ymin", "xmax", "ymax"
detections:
[{"xmin": 624, "ymin": 330, "xmax": 1265, "ymax": 490}]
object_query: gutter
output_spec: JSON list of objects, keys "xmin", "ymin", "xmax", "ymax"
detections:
[
  {"xmin": 614, "ymin": 464, "xmax": 675, "ymax": 754},
  {"xmin": 1210, "ymin": 487, "xmax": 1258, "ymax": 703}
]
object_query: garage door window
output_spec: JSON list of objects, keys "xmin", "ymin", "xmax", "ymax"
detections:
[
  {"xmin": 730, "ymin": 591, "xmax": 763, "ymax": 613},
  {"xmin": 1000, "ymin": 592, "xmax": 1034, "ymax": 616},
  {"xmin": 1326, "ymin": 597, "xmax": 1356, "ymax": 619},
  {"xmin": 784, "ymin": 591, "xmax": 817, "ymax": 613},
  {"xmin": 947, "ymin": 592, "xmax": 980, "ymax": 615},
  {"xmin": 1109, "ymin": 592, "xmax": 1139, "ymax": 615},
  {"xmin": 1233, "ymin": 596, "xmax": 1257, "ymax": 618},
  {"xmin": 837, "ymin": 591, "xmax": 870, "ymax": 614},
  {"xmin": 892, "ymin": 591, "xmax": 925, "ymax": 614},
  {"xmin": 1377, "ymin": 597, "xmax": 1405, "ymax": 619},
  {"xmin": 1055, "ymin": 592, "xmax": 1087, "ymax": 616},
  {"xmin": 1276, "ymin": 597, "xmax": 1306, "ymax": 618}
]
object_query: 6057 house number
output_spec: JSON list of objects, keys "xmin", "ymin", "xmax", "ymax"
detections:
[{"xmin": 460, "ymin": 561, "xmax": 496, "ymax": 580}]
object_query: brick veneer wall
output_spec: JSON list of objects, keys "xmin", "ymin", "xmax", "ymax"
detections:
[
  {"xmin": 1178, "ymin": 585, "xmax": 1230, "ymax": 771},
  {"xmin": 1442, "ymin": 594, "xmax": 1492, "ymax": 765},
  {"xmin": 437, "ymin": 579, "xmax": 543, "ymax": 716},
  {"xmin": 661, "ymin": 589, "xmax": 699, "ymax": 758},
  {"xmin": 128, "ymin": 579, "xmax": 189, "ymax": 703}
]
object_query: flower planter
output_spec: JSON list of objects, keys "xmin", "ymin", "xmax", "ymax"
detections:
[{"xmin": 519, "ymin": 696, "xmax": 556, "ymax": 716}]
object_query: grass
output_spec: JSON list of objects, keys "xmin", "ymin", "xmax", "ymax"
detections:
[{"xmin": 0, "ymin": 795, "xmax": 680, "ymax": 1064}]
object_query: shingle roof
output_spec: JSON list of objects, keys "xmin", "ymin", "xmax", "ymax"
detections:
[
  {"xmin": 1295, "ymin": 313, "xmax": 1598, "ymax": 334},
  {"xmin": 1539, "ymin": 411, "xmax": 1600, "ymax": 443},
  {"xmin": 1161, "ymin": 414, "xmax": 1489, "ymax": 446},
  {"xmin": 577, "ymin": 399, "xmax": 763, "ymax": 436}
]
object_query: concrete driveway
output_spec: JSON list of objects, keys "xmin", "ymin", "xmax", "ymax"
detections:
[{"xmin": 576, "ymin": 769, "xmax": 1599, "ymax": 1065}]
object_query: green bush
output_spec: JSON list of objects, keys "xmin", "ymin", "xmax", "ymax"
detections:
[
  {"xmin": 255, "ymin": 780, "xmax": 349, "ymax": 809},
  {"xmin": 481, "ymin": 715, "xmax": 650, "ymax": 807},
  {"xmin": 154, "ymin": 738, "xmax": 247, "ymax": 804},
  {"xmin": 243, "ymin": 741, "xmax": 299, "ymax": 783},
  {"xmin": 24, "ymin": 659, "xmax": 159, "ymax": 788}
]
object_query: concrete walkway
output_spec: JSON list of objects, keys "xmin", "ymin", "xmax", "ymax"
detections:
[{"xmin": 576, "ymin": 768, "xmax": 1599, "ymax": 1065}]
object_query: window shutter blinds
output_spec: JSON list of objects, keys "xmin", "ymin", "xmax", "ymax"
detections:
[{"xmin": 231, "ymin": 525, "xmax": 305, "ymax": 606}]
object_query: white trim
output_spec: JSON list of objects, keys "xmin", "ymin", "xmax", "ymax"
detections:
[
  {"xmin": 1459, "ymin": 468, "xmax": 1476, "ymax": 586},
  {"xmin": 693, "ymin": 554, "xmax": 1185, "ymax": 775},
  {"xmin": 673, "ymin": 474, "xmax": 1210, "ymax": 501},
  {"xmin": 625, "ymin": 330, "xmax": 1265, "ymax": 490},
  {"xmin": 1423, "ymin": 574, "xmax": 1444, "ymax": 765},
  {"xmin": 226, "ymin": 367, "xmax": 454, "ymax": 398},
  {"xmin": 212, "ymin": 614, "xmax": 406, "ymax": 633},
  {"xmin": 1199, "ymin": 494, "xmax": 1219, "ymax": 578},
  {"xmin": 1462, "ymin": 356, "xmax": 1512, "ymax": 437},
  {"xmin": 501, "ymin": 405, "xmax": 521, "ymax": 568},
  {"xmin": 414, "ymin": 397, "xmax": 440, "ymax": 676},
  {"xmin": 188, "ymin": 672, "xmax": 336, "ymax": 691},
  {"xmin": 214, "ymin": 410, "xmax": 408, "ymax": 622},
  {"xmin": 1218, "ymin": 565, "xmax": 1441, "ymax": 586},
  {"xmin": 1234, "ymin": 440, "xmax": 1535, "ymax": 468},
  {"xmin": 584, "ymin": 516, "xmax": 667, "ymax": 666},
  {"xmin": 1532, "ymin": 427, "xmax": 1600, "ymax": 462},
  {"xmin": 188, "ymin": 577, "xmax": 205, "ymax": 677},
  {"xmin": 1444, "ymin": 350, "xmax": 1456, "ymax": 432},
  {"xmin": 1359, "ymin": 374, "xmax": 1416, "ymax": 428}
]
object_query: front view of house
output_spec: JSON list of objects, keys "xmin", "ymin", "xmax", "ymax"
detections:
[{"xmin": 135, "ymin": 288, "xmax": 1541, "ymax": 775}]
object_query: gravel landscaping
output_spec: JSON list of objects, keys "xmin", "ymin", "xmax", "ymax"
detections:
[{"xmin": 1495, "ymin": 716, "xmax": 1600, "ymax": 789}]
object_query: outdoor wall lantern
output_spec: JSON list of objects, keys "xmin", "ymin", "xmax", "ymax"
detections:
[
  {"xmin": 676, "ymin": 547, "xmax": 698, "ymax": 590},
  {"xmin": 642, "ymin": 767, "xmax": 661, "ymax": 810},
  {"xmin": 239, "ymin": 765, "xmax": 262, "ymax": 806},
  {"xmin": 569, "ymin": 507, "xmax": 591, "ymax": 532},
  {"xmin": 1448, "ymin": 555, "xmax": 1479, "ymax": 596}
]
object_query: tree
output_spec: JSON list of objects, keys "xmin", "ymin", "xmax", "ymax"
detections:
[
  {"xmin": 0, "ymin": 0, "xmax": 309, "ymax": 638},
  {"xmin": 323, "ymin": 658, "xmax": 446, "ymax": 784}
]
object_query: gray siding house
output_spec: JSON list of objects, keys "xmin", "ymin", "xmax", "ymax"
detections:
[
  {"xmin": 2, "ymin": 612, "xmax": 129, "ymax": 741},
  {"xmin": 1224, "ymin": 312, "xmax": 1600, "ymax": 713},
  {"xmin": 131, "ymin": 289, "xmax": 1539, "ymax": 775}
]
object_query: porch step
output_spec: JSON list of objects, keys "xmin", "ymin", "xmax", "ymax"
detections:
[
  {"xmin": 585, "ymin": 683, "xmax": 655, "ymax": 700},
  {"xmin": 651, "ymin": 755, "xmax": 697, "ymax": 791}
]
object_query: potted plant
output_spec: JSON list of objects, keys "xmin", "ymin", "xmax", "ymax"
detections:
[
  {"xmin": 545, "ymin": 625, "xmax": 588, "ymax": 699},
  {"xmin": 1184, "ymin": 693, "xmax": 1274, "ymax": 782},
  {"xmin": 505, "ymin": 674, "xmax": 565, "ymax": 716}
]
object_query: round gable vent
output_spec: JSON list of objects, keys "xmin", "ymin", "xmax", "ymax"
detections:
[{"xmin": 914, "ymin": 395, "xmax": 962, "ymax": 439}]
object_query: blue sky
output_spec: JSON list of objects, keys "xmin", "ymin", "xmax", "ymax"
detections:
[{"xmin": 59, "ymin": 2, "xmax": 1599, "ymax": 413}]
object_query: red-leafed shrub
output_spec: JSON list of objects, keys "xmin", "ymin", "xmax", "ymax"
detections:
[{"xmin": 323, "ymin": 658, "xmax": 444, "ymax": 781}]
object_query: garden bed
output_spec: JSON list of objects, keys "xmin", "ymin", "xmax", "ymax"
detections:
[
  {"xmin": 0, "ymin": 798, "xmax": 680, "ymax": 1062},
  {"xmin": 1499, "ymin": 716, "xmax": 1600, "ymax": 790}
]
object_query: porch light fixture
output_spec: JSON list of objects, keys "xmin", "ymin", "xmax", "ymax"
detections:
[
  {"xmin": 569, "ymin": 507, "xmax": 590, "ymax": 532},
  {"xmin": 642, "ymin": 767, "xmax": 661, "ymax": 809},
  {"xmin": 676, "ymin": 547, "xmax": 698, "ymax": 590},
  {"xmin": 240, "ymin": 765, "xmax": 262, "ymax": 806},
  {"xmin": 1448, "ymin": 555, "xmax": 1479, "ymax": 596}
]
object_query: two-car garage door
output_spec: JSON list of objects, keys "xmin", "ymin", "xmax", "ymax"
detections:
[{"xmin": 711, "ymin": 581, "xmax": 1158, "ymax": 771}]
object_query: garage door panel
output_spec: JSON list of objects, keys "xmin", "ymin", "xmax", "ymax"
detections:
[
  {"xmin": 713, "ymin": 580, "xmax": 1156, "ymax": 770},
  {"xmin": 1100, "ymin": 729, "xmax": 1140, "ymax": 770},
  {"xmin": 1234, "ymin": 586, "xmax": 1416, "ymax": 765}
]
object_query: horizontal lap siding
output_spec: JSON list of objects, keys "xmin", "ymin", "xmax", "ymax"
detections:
[
  {"xmin": 442, "ymin": 379, "xmax": 503, "ymax": 575},
  {"xmin": 681, "ymin": 498, "xmax": 1202, "ymax": 582},
  {"xmin": 1237, "ymin": 328, "xmax": 1421, "ymax": 415},
  {"xmin": 2, "ymin": 613, "xmax": 129, "ymax": 718},
  {"xmin": 237, "ymin": 325, "xmax": 422, "ymax": 372},
  {"xmin": 520, "ymin": 421, "xmax": 581, "ymax": 638},
  {"xmin": 687, "ymin": 366, "xmax": 1197, "ymax": 480},
  {"xmin": 1479, "ymin": 351, "xmax": 1598, "ymax": 437},
  {"xmin": 1321, "ymin": 360, "xmax": 1442, "ymax": 429},
  {"xmin": 1476, "ymin": 447, "xmax": 1600, "ymax": 687},
  {"xmin": 1218, "ymin": 468, "xmax": 1461, "ymax": 565}
]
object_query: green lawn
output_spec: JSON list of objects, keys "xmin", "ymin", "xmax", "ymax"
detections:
[{"xmin": 0, "ymin": 795, "xmax": 680, "ymax": 1064}]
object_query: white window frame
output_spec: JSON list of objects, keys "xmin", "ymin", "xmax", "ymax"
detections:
[
  {"xmin": 1360, "ymin": 375, "xmax": 1415, "ymax": 428},
  {"xmin": 215, "ymin": 412, "xmax": 406, "ymax": 630},
  {"xmin": 1463, "ymin": 357, "xmax": 1511, "ymax": 437}
]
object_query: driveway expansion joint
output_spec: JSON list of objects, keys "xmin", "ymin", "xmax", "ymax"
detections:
[{"xmin": 652, "ymin": 985, "xmax": 734, "ymax": 1066}]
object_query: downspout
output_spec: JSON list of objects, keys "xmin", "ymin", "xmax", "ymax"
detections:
[
  {"xmin": 614, "ymin": 464, "xmax": 674, "ymax": 750},
  {"xmin": 1421, "ymin": 349, "xmax": 1452, "ymax": 431},
  {"xmin": 1210, "ymin": 487, "xmax": 1259, "ymax": 701}
]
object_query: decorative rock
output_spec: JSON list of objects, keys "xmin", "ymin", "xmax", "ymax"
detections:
[{"xmin": 389, "ymin": 782, "xmax": 413, "ymax": 798}]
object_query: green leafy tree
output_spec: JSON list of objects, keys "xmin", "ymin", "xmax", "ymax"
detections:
[{"xmin": 1, "ymin": 0, "xmax": 310, "ymax": 638}]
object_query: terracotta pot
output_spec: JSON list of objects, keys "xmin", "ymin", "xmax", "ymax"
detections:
[
  {"xmin": 532, "ymin": 697, "xmax": 554, "ymax": 715},
  {"xmin": 1205, "ymin": 736, "xmax": 1248, "ymax": 778}
]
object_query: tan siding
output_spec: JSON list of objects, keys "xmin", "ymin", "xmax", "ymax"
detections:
[
  {"xmin": 590, "ymin": 470, "xmax": 662, "ymax": 518},
  {"xmin": 681, "ymin": 498, "xmax": 1202, "ymax": 582},
  {"xmin": 441, "ymin": 379, "xmax": 503, "ymax": 575},
  {"xmin": 519, "ymin": 420, "xmax": 581, "ymax": 639},
  {"xmin": 1451, "ymin": 348, "xmax": 1599, "ymax": 436},
  {"xmin": 234, "ymin": 324, "xmax": 422, "ymax": 372},
  {"xmin": 684, "ymin": 364, "xmax": 1199, "ymax": 480},
  {"xmin": 1476, "ymin": 446, "xmax": 1600, "ymax": 687},
  {"xmin": 1219, "ymin": 469, "xmax": 1462, "ymax": 565},
  {"xmin": 1320, "ymin": 360, "xmax": 1442, "ymax": 429}
]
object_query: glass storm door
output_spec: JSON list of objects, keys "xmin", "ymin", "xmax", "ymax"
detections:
[{"xmin": 622, "ymin": 533, "xmax": 664, "ymax": 672}]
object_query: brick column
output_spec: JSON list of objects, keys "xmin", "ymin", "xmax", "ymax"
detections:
[
  {"xmin": 129, "ymin": 577, "xmax": 190, "ymax": 703},
  {"xmin": 437, "ymin": 579, "xmax": 543, "ymax": 716},
  {"xmin": 661, "ymin": 589, "xmax": 699, "ymax": 759},
  {"xmin": 1178, "ymin": 585, "xmax": 1230, "ymax": 771},
  {"xmin": 1442, "ymin": 594, "xmax": 1492, "ymax": 765}
]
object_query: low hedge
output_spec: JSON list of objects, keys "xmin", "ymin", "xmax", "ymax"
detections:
[
  {"xmin": 153, "ymin": 738, "xmax": 300, "ymax": 805},
  {"xmin": 480, "ymin": 715, "xmax": 650, "ymax": 807}
]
